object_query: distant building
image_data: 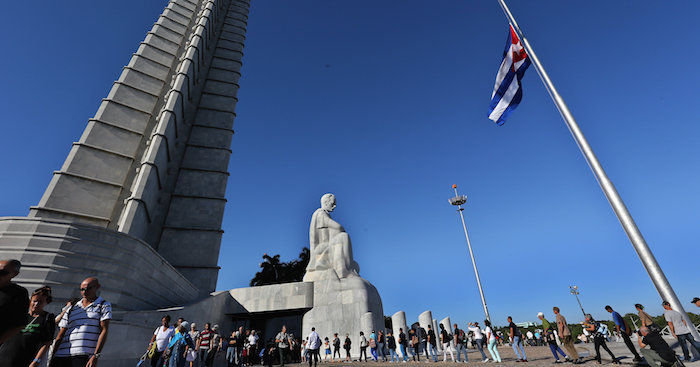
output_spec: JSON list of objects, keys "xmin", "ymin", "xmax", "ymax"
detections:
[{"xmin": 516, "ymin": 321, "xmax": 537, "ymax": 328}]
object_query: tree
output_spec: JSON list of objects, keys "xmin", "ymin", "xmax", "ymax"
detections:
[{"xmin": 250, "ymin": 247, "xmax": 310, "ymax": 286}]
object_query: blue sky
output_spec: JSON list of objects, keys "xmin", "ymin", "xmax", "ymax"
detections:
[{"xmin": 1, "ymin": 1, "xmax": 699, "ymax": 327}]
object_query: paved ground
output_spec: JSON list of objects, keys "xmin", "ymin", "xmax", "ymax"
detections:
[{"xmin": 256, "ymin": 342, "xmax": 700, "ymax": 367}]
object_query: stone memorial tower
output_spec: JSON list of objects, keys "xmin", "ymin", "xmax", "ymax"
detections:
[{"xmin": 0, "ymin": 0, "xmax": 249, "ymax": 310}]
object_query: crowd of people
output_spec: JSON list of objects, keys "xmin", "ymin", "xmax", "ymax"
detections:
[{"xmin": 1, "ymin": 257, "xmax": 699, "ymax": 367}]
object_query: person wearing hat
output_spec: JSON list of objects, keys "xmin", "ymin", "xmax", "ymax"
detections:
[
  {"xmin": 167, "ymin": 321, "xmax": 196, "ymax": 367},
  {"xmin": 692, "ymin": 297, "xmax": 700, "ymax": 308},
  {"xmin": 538, "ymin": 312, "xmax": 568, "ymax": 363}
]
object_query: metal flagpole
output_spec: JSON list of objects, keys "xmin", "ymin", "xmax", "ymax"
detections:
[
  {"xmin": 496, "ymin": 0, "xmax": 700, "ymax": 345},
  {"xmin": 449, "ymin": 185, "xmax": 491, "ymax": 322}
]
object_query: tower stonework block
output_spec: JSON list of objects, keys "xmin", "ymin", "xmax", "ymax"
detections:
[{"xmin": 2, "ymin": 0, "xmax": 250, "ymax": 305}]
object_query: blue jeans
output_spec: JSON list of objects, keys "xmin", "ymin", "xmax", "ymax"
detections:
[
  {"xmin": 677, "ymin": 333, "xmax": 700, "ymax": 360},
  {"xmin": 389, "ymin": 349, "xmax": 399, "ymax": 362},
  {"xmin": 455, "ymin": 343, "xmax": 468, "ymax": 362},
  {"xmin": 549, "ymin": 343, "xmax": 567, "ymax": 360},
  {"xmin": 199, "ymin": 348, "xmax": 210, "ymax": 367},
  {"xmin": 370, "ymin": 347, "xmax": 377, "ymax": 360},
  {"xmin": 427, "ymin": 343, "xmax": 438, "ymax": 362},
  {"xmin": 399, "ymin": 344, "xmax": 409, "ymax": 361},
  {"xmin": 475, "ymin": 339, "xmax": 488, "ymax": 360},
  {"xmin": 512, "ymin": 336, "xmax": 527, "ymax": 360},
  {"xmin": 378, "ymin": 342, "xmax": 386, "ymax": 360}
]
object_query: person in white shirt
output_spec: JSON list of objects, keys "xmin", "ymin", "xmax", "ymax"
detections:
[
  {"xmin": 663, "ymin": 301, "xmax": 700, "ymax": 361},
  {"xmin": 307, "ymin": 327, "xmax": 321, "ymax": 367},
  {"xmin": 468, "ymin": 322, "xmax": 489, "ymax": 362},
  {"xmin": 484, "ymin": 320, "xmax": 501, "ymax": 363},
  {"xmin": 148, "ymin": 315, "xmax": 174, "ymax": 367}
]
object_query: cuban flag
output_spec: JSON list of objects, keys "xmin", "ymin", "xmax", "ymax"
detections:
[{"xmin": 488, "ymin": 25, "xmax": 531, "ymax": 125}]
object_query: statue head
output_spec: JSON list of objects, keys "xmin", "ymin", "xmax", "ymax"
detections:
[{"xmin": 321, "ymin": 193, "xmax": 336, "ymax": 212}]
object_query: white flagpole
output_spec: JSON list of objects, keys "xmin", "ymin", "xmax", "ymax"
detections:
[{"xmin": 496, "ymin": 0, "xmax": 700, "ymax": 343}]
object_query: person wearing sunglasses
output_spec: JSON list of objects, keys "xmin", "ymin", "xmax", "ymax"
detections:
[
  {"xmin": 52, "ymin": 277, "xmax": 112, "ymax": 367},
  {"xmin": 0, "ymin": 259, "xmax": 29, "ymax": 346}
]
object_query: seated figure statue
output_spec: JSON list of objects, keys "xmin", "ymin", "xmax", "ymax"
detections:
[{"xmin": 303, "ymin": 193, "xmax": 360, "ymax": 281}]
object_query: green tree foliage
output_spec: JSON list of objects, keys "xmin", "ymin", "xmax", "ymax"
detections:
[{"xmin": 249, "ymin": 247, "xmax": 310, "ymax": 286}]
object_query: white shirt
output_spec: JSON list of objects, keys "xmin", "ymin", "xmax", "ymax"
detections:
[
  {"xmin": 56, "ymin": 296, "xmax": 112, "ymax": 357},
  {"xmin": 484, "ymin": 326, "xmax": 495, "ymax": 342},
  {"xmin": 468, "ymin": 326, "xmax": 484, "ymax": 340},
  {"xmin": 154, "ymin": 326, "xmax": 175, "ymax": 352},
  {"xmin": 308, "ymin": 331, "xmax": 321, "ymax": 350},
  {"xmin": 248, "ymin": 334, "xmax": 259, "ymax": 346},
  {"xmin": 664, "ymin": 309, "xmax": 690, "ymax": 335}
]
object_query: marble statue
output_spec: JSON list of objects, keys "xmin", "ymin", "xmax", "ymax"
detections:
[{"xmin": 303, "ymin": 193, "xmax": 360, "ymax": 281}]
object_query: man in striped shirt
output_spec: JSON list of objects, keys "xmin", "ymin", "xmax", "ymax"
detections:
[{"xmin": 52, "ymin": 277, "xmax": 111, "ymax": 367}]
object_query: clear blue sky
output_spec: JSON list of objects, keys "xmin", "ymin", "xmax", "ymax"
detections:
[{"xmin": 1, "ymin": 1, "xmax": 698, "ymax": 327}]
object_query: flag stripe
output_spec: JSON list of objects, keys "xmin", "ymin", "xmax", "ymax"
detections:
[{"xmin": 487, "ymin": 24, "xmax": 530, "ymax": 126}]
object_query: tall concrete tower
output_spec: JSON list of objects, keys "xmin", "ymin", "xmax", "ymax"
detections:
[{"xmin": 0, "ymin": 0, "xmax": 249, "ymax": 309}]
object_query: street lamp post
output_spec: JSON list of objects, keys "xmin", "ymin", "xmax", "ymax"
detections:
[
  {"xmin": 570, "ymin": 285, "xmax": 586, "ymax": 317},
  {"xmin": 449, "ymin": 184, "xmax": 491, "ymax": 322}
]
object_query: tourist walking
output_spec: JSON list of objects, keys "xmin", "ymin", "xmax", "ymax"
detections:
[
  {"xmin": 468, "ymin": 322, "xmax": 489, "ymax": 362},
  {"xmin": 409, "ymin": 328, "xmax": 420, "ymax": 361},
  {"xmin": 418, "ymin": 326, "xmax": 429, "ymax": 360},
  {"xmin": 51, "ymin": 277, "xmax": 111, "ymax": 367},
  {"xmin": 507, "ymin": 316, "xmax": 527, "ymax": 362},
  {"xmin": 369, "ymin": 330, "xmax": 378, "ymax": 361},
  {"xmin": 167, "ymin": 321, "xmax": 196, "ymax": 367},
  {"xmin": 275, "ymin": 325, "xmax": 291, "ymax": 367},
  {"xmin": 198, "ymin": 323, "xmax": 213, "ymax": 367},
  {"xmin": 204, "ymin": 325, "xmax": 222, "ymax": 367},
  {"xmin": 427, "ymin": 325, "xmax": 438, "ymax": 362},
  {"xmin": 148, "ymin": 315, "xmax": 175, "ymax": 367},
  {"xmin": 398, "ymin": 328, "xmax": 409, "ymax": 362},
  {"xmin": 605, "ymin": 305, "xmax": 642, "ymax": 361},
  {"xmin": 378, "ymin": 330, "xmax": 387, "ymax": 361},
  {"xmin": 484, "ymin": 320, "xmax": 501, "ymax": 363},
  {"xmin": 248, "ymin": 330, "xmax": 259, "ymax": 366},
  {"xmin": 439, "ymin": 323, "xmax": 455, "ymax": 362},
  {"xmin": 453, "ymin": 323, "xmax": 468, "ymax": 363},
  {"xmin": 387, "ymin": 331, "xmax": 399, "ymax": 363},
  {"xmin": 0, "ymin": 286, "xmax": 55, "ymax": 367},
  {"xmin": 637, "ymin": 326, "xmax": 677, "ymax": 366},
  {"xmin": 584, "ymin": 314, "xmax": 619, "ymax": 364},
  {"xmin": 227, "ymin": 327, "xmax": 242, "ymax": 367},
  {"xmin": 332, "ymin": 333, "xmax": 341, "ymax": 361},
  {"xmin": 307, "ymin": 327, "xmax": 321, "ymax": 367},
  {"xmin": 663, "ymin": 301, "xmax": 700, "ymax": 362},
  {"xmin": 323, "ymin": 337, "xmax": 331, "ymax": 361},
  {"xmin": 359, "ymin": 331, "xmax": 369, "ymax": 362},
  {"xmin": 537, "ymin": 312, "xmax": 568, "ymax": 363},
  {"xmin": 0, "ymin": 259, "xmax": 29, "ymax": 346},
  {"xmin": 554, "ymin": 307, "xmax": 580, "ymax": 363},
  {"xmin": 635, "ymin": 304, "xmax": 655, "ymax": 328},
  {"xmin": 343, "ymin": 334, "xmax": 352, "ymax": 362},
  {"xmin": 187, "ymin": 323, "xmax": 199, "ymax": 367}
]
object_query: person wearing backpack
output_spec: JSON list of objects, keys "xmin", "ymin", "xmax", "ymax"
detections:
[
  {"xmin": 398, "ymin": 328, "xmax": 409, "ymax": 362},
  {"xmin": 369, "ymin": 330, "xmax": 377, "ymax": 361},
  {"xmin": 508, "ymin": 316, "xmax": 527, "ymax": 362},
  {"xmin": 359, "ymin": 331, "xmax": 369, "ymax": 362},
  {"xmin": 453, "ymin": 324, "xmax": 468, "ymax": 363},
  {"xmin": 584, "ymin": 314, "xmax": 619, "ymax": 364},
  {"xmin": 426, "ymin": 325, "xmax": 438, "ymax": 362},
  {"xmin": 537, "ymin": 312, "xmax": 569, "ymax": 363},
  {"xmin": 439, "ymin": 324, "xmax": 455, "ymax": 362},
  {"xmin": 408, "ymin": 328, "xmax": 419, "ymax": 362}
]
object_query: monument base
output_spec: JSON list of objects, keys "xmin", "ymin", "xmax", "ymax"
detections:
[{"xmin": 302, "ymin": 271, "xmax": 384, "ymax": 357}]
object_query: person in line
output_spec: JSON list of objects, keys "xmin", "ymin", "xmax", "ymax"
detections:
[
  {"xmin": 663, "ymin": 301, "xmax": 700, "ymax": 362},
  {"xmin": 332, "ymin": 333, "xmax": 341, "ymax": 361},
  {"xmin": 52, "ymin": 277, "xmax": 111, "ymax": 367},
  {"xmin": 635, "ymin": 304, "xmax": 656, "ymax": 328},
  {"xmin": 418, "ymin": 326, "xmax": 429, "ymax": 360},
  {"xmin": 359, "ymin": 331, "xmax": 369, "ymax": 362},
  {"xmin": 275, "ymin": 325, "xmax": 291, "ymax": 367},
  {"xmin": 584, "ymin": 314, "xmax": 619, "ymax": 364},
  {"xmin": 483, "ymin": 320, "xmax": 501, "ymax": 363},
  {"xmin": 554, "ymin": 306, "xmax": 580, "ymax": 363},
  {"xmin": 167, "ymin": 321, "xmax": 196, "ymax": 367},
  {"xmin": 507, "ymin": 316, "xmax": 527, "ymax": 362},
  {"xmin": 453, "ymin": 323, "xmax": 468, "ymax": 363},
  {"xmin": 439, "ymin": 323, "xmax": 455, "ymax": 362},
  {"xmin": 148, "ymin": 315, "xmax": 174, "ymax": 367},
  {"xmin": 343, "ymin": 333, "xmax": 352, "ymax": 362},
  {"xmin": 248, "ymin": 329, "xmax": 259, "ymax": 366},
  {"xmin": 0, "ymin": 259, "xmax": 29, "ymax": 346},
  {"xmin": 323, "ymin": 337, "xmax": 331, "ymax": 361},
  {"xmin": 204, "ymin": 325, "xmax": 222, "ymax": 367},
  {"xmin": 386, "ymin": 330, "xmax": 399, "ymax": 363},
  {"xmin": 226, "ymin": 328, "xmax": 239, "ymax": 367},
  {"xmin": 187, "ymin": 323, "xmax": 199, "ymax": 367},
  {"xmin": 537, "ymin": 312, "xmax": 568, "ymax": 363},
  {"xmin": 369, "ymin": 330, "xmax": 378, "ymax": 361},
  {"xmin": 0, "ymin": 286, "xmax": 55, "ymax": 367},
  {"xmin": 693, "ymin": 297, "xmax": 700, "ymax": 309},
  {"xmin": 638, "ymin": 326, "xmax": 677, "ymax": 366},
  {"xmin": 409, "ymin": 328, "xmax": 419, "ymax": 362},
  {"xmin": 398, "ymin": 328, "xmax": 409, "ymax": 362},
  {"xmin": 468, "ymin": 322, "xmax": 489, "ymax": 362},
  {"xmin": 605, "ymin": 305, "xmax": 642, "ymax": 361},
  {"xmin": 197, "ymin": 323, "xmax": 213, "ymax": 367},
  {"xmin": 378, "ymin": 330, "xmax": 387, "ymax": 361},
  {"xmin": 426, "ymin": 325, "xmax": 438, "ymax": 362},
  {"xmin": 307, "ymin": 327, "xmax": 320, "ymax": 367}
]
